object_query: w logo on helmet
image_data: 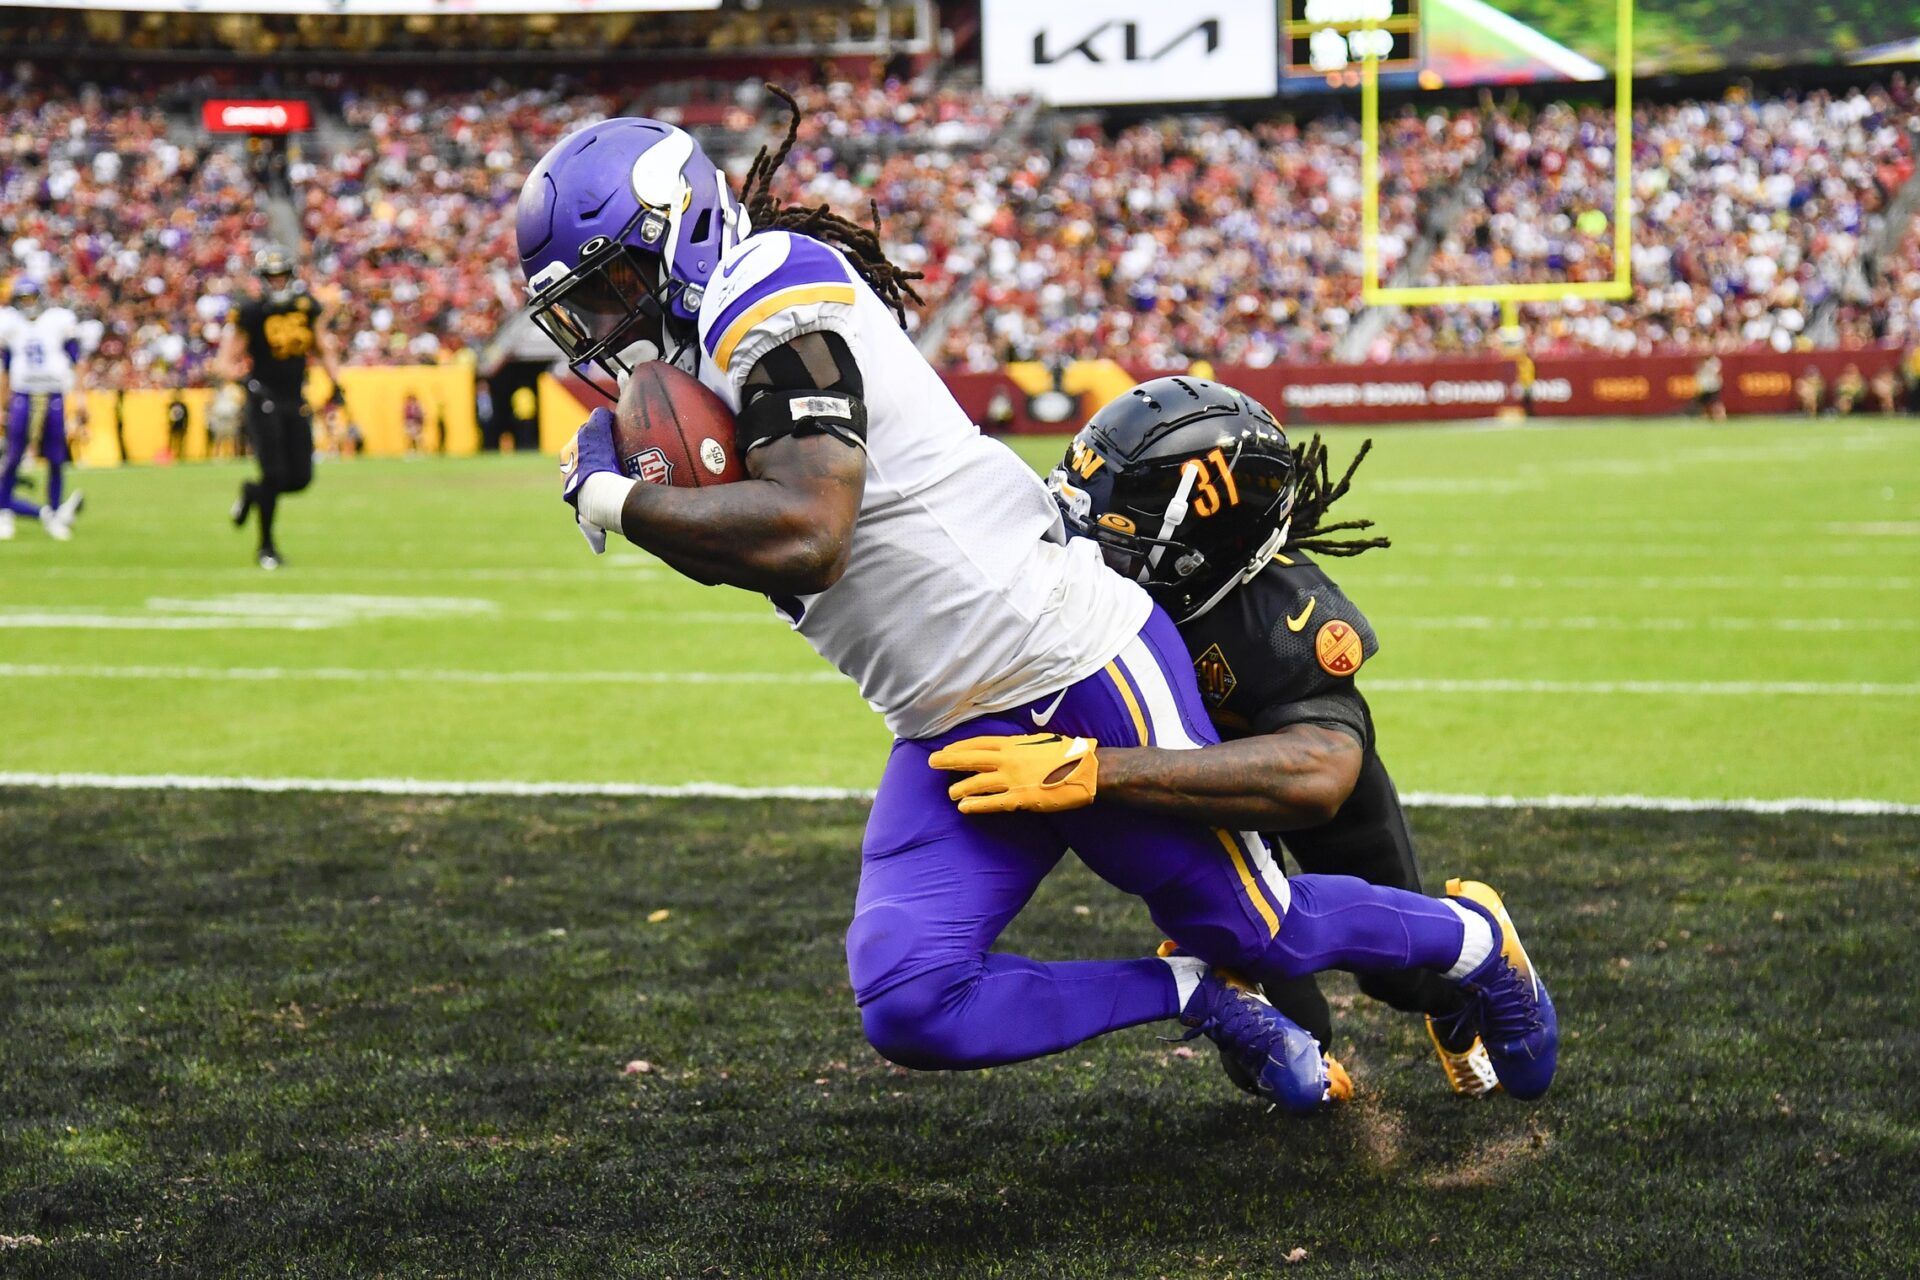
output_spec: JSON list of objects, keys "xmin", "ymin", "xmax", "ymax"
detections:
[{"xmin": 1068, "ymin": 441, "xmax": 1105, "ymax": 480}]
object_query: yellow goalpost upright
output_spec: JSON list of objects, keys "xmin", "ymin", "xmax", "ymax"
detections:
[{"xmin": 1360, "ymin": 0, "xmax": 1636, "ymax": 315}]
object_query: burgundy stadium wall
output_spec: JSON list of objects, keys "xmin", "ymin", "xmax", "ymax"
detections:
[{"xmin": 942, "ymin": 346, "xmax": 1908, "ymax": 432}]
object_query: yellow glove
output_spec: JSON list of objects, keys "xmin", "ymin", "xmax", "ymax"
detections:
[{"xmin": 928, "ymin": 733, "xmax": 1100, "ymax": 815}]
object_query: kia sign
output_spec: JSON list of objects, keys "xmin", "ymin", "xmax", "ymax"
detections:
[
  {"xmin": 983, "ymin": 0, "xmax": 1280, "ymax": 106},
  {"xmin": 202, "ymin": 100, "xmax": 312, "ymax": 134}
]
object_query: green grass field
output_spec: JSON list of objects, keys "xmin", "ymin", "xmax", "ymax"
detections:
[
  {"xmin": 2, "ymin": 417, "xmax": 1915, "ymax": 801},
  {"xmin": 3, "ymin": 416, "xmax": 1919, "ymax": 1275},
  {"xmin": 3, "ymin": 792, "xmax": 1917, "ymax": 1276}
]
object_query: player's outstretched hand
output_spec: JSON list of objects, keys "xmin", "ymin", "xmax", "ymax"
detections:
[
  {"xmin": 929, "ymin": 733, "xmax": 1100, "ymax": 815},
  {"xmin": 560, "ymin": 407, "xmax": 620, "ymax": 554}
]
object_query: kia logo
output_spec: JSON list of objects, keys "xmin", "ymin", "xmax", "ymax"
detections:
[{"xmin": 1033, "ymin": 18, "xmax": 1220, "ymax": 65}]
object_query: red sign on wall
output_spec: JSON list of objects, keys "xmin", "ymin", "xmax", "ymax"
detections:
[{"xmin": 201, "ymin": 100, "xmax": 312, "ymax": 134}]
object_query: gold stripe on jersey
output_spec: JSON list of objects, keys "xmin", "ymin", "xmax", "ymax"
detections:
[{"xmin": 713, "ymin": 284, "xmax": 857, "ymax": 374}]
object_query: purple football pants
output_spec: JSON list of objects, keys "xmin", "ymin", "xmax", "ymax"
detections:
[
  {"xmin": 847, "ymin": 604, "xmax": 1469, "ymax": 1070},
  {"xmin": 2, "ymin": 392, "xmax": 66, "ymax": 517}
]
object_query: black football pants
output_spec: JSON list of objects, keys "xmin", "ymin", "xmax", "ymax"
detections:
[
  {"xmin": 1264, "ymin": 748, "xmax": 1472, "ymax": 1047},
  {"xmin": 243, "ymin": 385, "xmax": 313, "ymax": 550}
]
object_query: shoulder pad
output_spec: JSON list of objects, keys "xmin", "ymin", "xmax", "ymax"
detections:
[{"xmin": 697, "ymin": 231, "xmax": 856, "ymax": 377}]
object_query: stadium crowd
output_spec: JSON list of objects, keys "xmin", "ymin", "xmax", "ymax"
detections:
[
  {"xmin": 4, "ymin": 67, "xmax": 1919, "ymax": 392},
  {"xmin": 942, "ymin": 110, "xmax": 1484, "ymax": 370},
  {"xmin": 1385, "ymin": 85, "xmax": 1916, "ymax": 359}
]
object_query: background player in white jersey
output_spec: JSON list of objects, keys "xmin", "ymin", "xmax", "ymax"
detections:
[
  {"xmin": 517, "ymin": 95, "xmax": 1557, "ymax": 1110},
  {"xmin": 0, "ymin": 279, "xmax": 87, "ymax": 541}
]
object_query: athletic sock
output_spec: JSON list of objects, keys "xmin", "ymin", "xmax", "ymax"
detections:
[
  {"xmin": 1442, "ymin": 899, "xmax": 1496, "ymax": 980},
  {"xmin": 256, "ymin": 490, "xmax": 277, "ymax": 550},
  {"xmin": 1161, "ymin": 952, "xmax": 1208, "ymax": 1012}
]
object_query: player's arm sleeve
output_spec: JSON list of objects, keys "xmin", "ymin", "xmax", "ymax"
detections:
[
  {"xmin": 735, "ymin": 332, "xmax": 867, "ymax": 454},
  {"xmin": 1243, "ymin": 584, "xmax": 1380, "ymax": 749},
  {"xmin": 1252, "ymin": 686, "xmax": 1372, "ymax": 751}
]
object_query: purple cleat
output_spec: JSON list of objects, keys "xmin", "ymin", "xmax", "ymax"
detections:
[
  {"xmin": 1447, "ymin": 878, "xmax": 1559, "ymax": 1100},
  {"xmin": 1175, "ymin": 968, "xmax": 1344, "ymax": 1114}
]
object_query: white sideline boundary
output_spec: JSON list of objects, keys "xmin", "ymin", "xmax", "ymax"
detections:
[
  {"xmin": 1, "ymin": 772, "xmax": 1914, "ymax": 815},
  {"xmin": 2, "ymin": 665, "xmax": 1914, "ymax": 698}
]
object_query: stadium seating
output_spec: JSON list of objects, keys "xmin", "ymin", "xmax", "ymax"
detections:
[{"xmin": 4, "ymin": 68, "xmax": 1918, "ymax": 393}]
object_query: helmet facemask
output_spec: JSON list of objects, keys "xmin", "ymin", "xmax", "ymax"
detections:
[
  {"xmin": 1049, "ymin": 436, "xmax": 1297, "ymax": 623},
  {"xmin": 527, "ymin": 206, "xmax": 701, "ymax": 400}
]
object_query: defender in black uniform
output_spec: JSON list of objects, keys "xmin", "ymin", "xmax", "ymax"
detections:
[
  {"xmin": 215, "ymin": 244, "xmax": 346, "ymax": 569},
  {"xmin": 1073, "ymin": 377, "xmax": 1493, "ymax": 1094},
  {"xmin": 942, "ymin": 376, "xmax": 1499, "ymax": 1097}
]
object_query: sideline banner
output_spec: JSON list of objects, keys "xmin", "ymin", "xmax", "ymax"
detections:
[
  {"xmin": 1528, "ymin": 348, "xmax": 1907, "ymax": 418},
  {"xmin": 79, "ymin": 346, "xmax": 1912, "ymax": 465},
  {"xmin": 947, "ymin": 347, "xmax": 1910, "ymax": 432},
  {"xmin": 78, "ymin": 364, "xmax": 479, "ymax": 465}
]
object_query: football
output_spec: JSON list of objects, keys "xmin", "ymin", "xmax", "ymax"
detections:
[{"xmin": 613, "ymin": 362, "xmax": 746, "ymax": 488}]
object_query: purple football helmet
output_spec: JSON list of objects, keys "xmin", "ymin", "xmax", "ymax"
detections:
[{"xmin": 517, "ymin": 118, "xmax": 748, "ymax": 387}]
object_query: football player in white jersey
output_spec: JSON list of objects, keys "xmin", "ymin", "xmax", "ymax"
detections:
[
  {"xmin": 516, "ymin": 97, "xmax": 1557, "ymax": 1109},
  {"xmin": 0, "ymin": 279, "xmax": 87, "ymax": 541}
]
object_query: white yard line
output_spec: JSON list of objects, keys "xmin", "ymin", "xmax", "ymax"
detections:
[
  {"xmin": 1362, "ymin": 573, "xmax": 1916, "ymax": 590},
  {"xmin": 1827, "ymin": 522, "xmax": 1920, "ymax": 536},
  {"xmin": 0, "ymin": 772, "xmax": 873, "ymax": 802},
  {"xmin": 0, "ymin": 771, "xmax": 1912, "ymax": 815},
  {"xmin": 1380, "ymin": 616, "xmax": 1920, "ymax": 633},
  {"xmin": 19, "ymin": 565, "xmax": 660, "ymax": 582},
  {"xmin": 0, "ymin": 663, "xmax": 842, "ymax": 686},
  {"xmin": 1368, "ymin": 677, "xmax": 1919, "ymax": 697},
  {"xmin": 1399, "ymin": 792, "xmax": 1920, "ymax": 816},
  {"xmin": 3, "ymin": 665, "xmax": 1911, "ymax": 696},
  {"xmin": 7, "ymin": 664, "xmax": 1916, "ymax": 696},
  {"xmin": 0, "ymin": 614, "xmax": 338, "ymax": 630}
]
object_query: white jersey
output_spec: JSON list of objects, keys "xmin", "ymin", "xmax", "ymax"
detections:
[
  {"xmin": 694, "ymin": 230, "xmax": 1151, "ymax": 739},
  {"xmin": 0, "ymin": 306, "xmax": 83, "ymax": 395}
]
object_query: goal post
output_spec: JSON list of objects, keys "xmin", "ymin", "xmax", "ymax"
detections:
[{"xmin": 1360, "ymin": 0, "xmax": 1635, "ymax": 307}]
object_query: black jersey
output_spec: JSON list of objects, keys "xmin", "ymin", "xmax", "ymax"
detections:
[
  {"xmin": 1174, "ymin": 551, "xmax": 1379, "ymax": 748},
  {"xmin": 232, "ymin": 288, "xmax": 321, "ymax": 396}
]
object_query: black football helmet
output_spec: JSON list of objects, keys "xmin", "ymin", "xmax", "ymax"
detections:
[
  {"xmin": 254, "ymin": 243, "xmax": 301, "ymax": 305},
  {"xmin": 1050, "ymin": 376, "xmax": 1296, "ymax": 622}
]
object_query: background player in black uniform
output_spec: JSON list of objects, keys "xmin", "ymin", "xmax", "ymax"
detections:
[
  {"xmin": 940, "ymin": 376, "xmax": 1498, "ymax": 1097},
  {"xmin": 214, "ymin": 244, "xmax": 346, "ymax": 569}
]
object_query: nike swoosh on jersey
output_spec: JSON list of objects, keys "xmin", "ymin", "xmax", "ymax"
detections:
[
  {"xmin": 719, "ymin": 242, "xmax": 765, "ymax": 280},
  {"xmin": 1286, "ymin": 597, "xmax": 1317, "ymax": 632},
  {"xmin": 1030, "ymin": 687, "xmax": 1070, "ymax": 727}
]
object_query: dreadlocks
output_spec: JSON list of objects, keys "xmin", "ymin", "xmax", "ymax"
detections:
[
  {"xmin": 1285, "ymin": 435, "xmax": 1391, "ymax": 558},
  {"xmin": 740, "ymin": 84, "xmax": 925, "ymax": 325}
]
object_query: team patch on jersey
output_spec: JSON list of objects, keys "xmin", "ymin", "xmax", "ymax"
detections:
[
  {"xmin": 1315, "ymin": 619, "xmax": 1364, "ymax": 677},
  {"xmin": 625, "ymin": 447, "xmax": 674, "ymax": 486},
  {"xmin": 1194, "ymin": 643, "xmax": 1237, "ymax": 707}
]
